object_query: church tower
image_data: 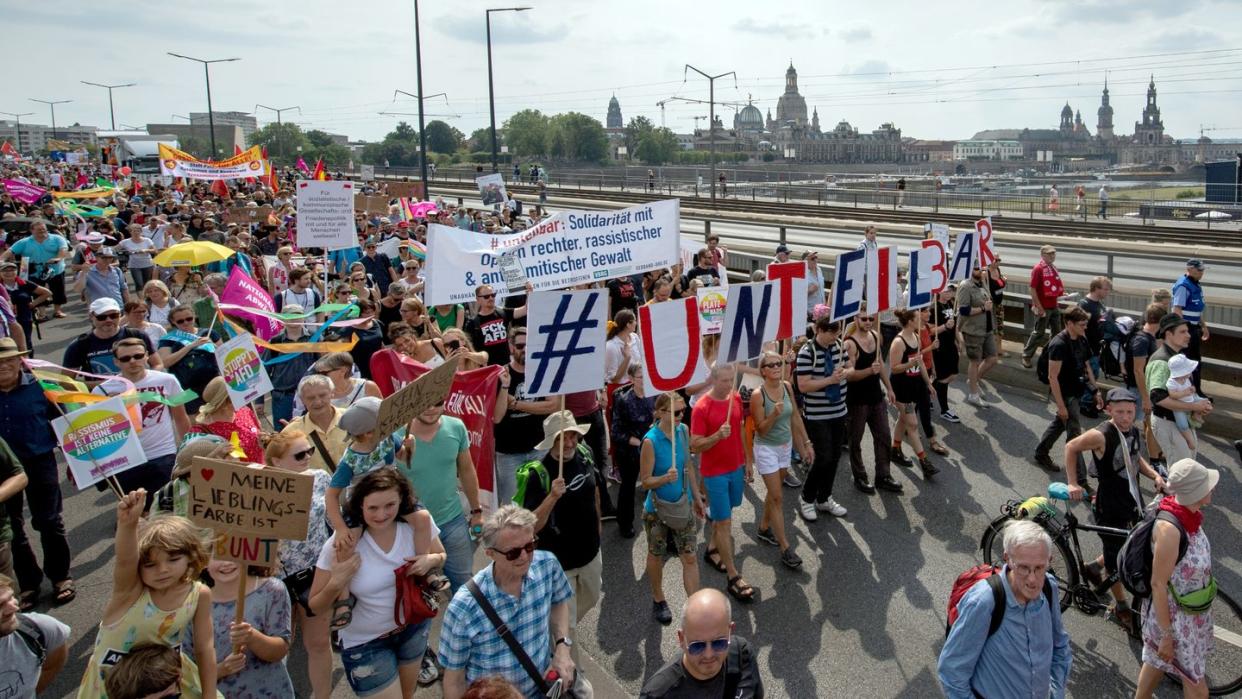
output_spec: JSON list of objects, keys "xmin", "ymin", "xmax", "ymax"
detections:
[
  {"xmin": 1059, "ymin": 102, "xmax": 1074, "ymax": 133},
  {"xmin": 1096, "ymin": 77, "xmax": 1114, "ymax": 141},
  {"xmin": 776, "ymin": 62, "xmax": 808, "ymax": 127},
  {"xmin": 812, "ymin": 107, "xmax": 820, "ymax": 132},
  {"xmin": 606, "ymin": 95, "xmax": 622, "ymax": 129},
  {"xmin": 1133, "ymin": 75, "xmax": 1164, "ymax": 145}
]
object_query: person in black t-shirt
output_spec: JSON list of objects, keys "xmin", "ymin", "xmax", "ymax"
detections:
[
  {"xmin": 63, "ymin": 298, "xmax": 161, "ymax": 375},
  {"xmin": 463, "ymin": 284, "xmax": 528, "ymax": 366},
  {"xmin": 607, "ymin": 275, "xmax": 639, "ymax": 317},
  {"xmin": 1034, "ymin": 307, "xmax": 1101, "ymax": 472},
  {"xmin": 684, "ymin": 249, "xmax": 721, "ymax": 288},
  {"xmin": 1077, "ymin": 276, "xmax": 1112, "ymax": 407},
  {"xmin": 493, "ymin": 328, "xmax": 558, "ymax": 505},
  {"xmin": 640, "ymin": 589, "xmax": 764, "ymax": 699}
]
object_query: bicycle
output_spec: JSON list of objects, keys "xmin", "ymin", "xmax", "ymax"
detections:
[{"xmin": 980, "ymin": 483, "xmax": 1242, "ymax": 696}]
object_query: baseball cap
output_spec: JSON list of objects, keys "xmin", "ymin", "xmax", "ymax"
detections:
[
  {"xmin": 1040, "ymin": 245, "xmax": 1057, "ymax": 255},
  {"xmin": 0, "ymin": 261, "xmax": 16, "ymax": 271},
  {"xmin": 1186, "ymin": 258, "xmax": 1205, "ymax": 271},
  {"xmin": 775, "ymin": 244, "xmax": 790, "ymax": 255},
  {"xmin": 339, "ymin": 397, "xmax": 382, "ymax": 436},
  {"xmin": 89, "ymin": 297, "xmax": 122, "ymax": 316},
  {"xmin": 396, "ymin": 221, "xmax": 410, "ymax": 229},
  {"xmin": 1104, "ymin": 387, "xmax": 1136, "ymax": 404}
]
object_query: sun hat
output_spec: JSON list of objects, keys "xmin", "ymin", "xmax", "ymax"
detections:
[
  {"xmin": 535, "ymin": 410, "xmax": 591, "ymax": 451},
  {"xmin": 1168, "ymin": 354, "xmax": 1198, "ymax": 378},
  {"xmin": 0, "ymin": 337, "xmax": 30, "ymax": 360},
  {"xmin": 1167, "ymin": 458, "xmax": 1220, "ymax": 506}
]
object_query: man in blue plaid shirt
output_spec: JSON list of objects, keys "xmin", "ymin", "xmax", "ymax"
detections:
[{"xmin": 439, "ymin": 505, "xmax": 578, "ymax": 699}]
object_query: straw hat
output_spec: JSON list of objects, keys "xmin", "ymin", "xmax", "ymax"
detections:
[{"xmin": 535, "ymin": 410, "xmax": 590, "ymax": 451}]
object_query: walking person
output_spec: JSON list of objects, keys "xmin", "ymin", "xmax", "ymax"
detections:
[
  {"xmin": 844, "ymin": 313, "xmax": 902, "ymax": 494},
  {"xmin": 931, "ymin": 286, "xmax": 962, "ymax": 423},
  {"xmin": 1145, "ymin": 315, "xmax": 1212, "ymax": 464},
  {"xmin": 1022, "ymin": 245, "xmax": 1065, "ymax": 368},
  {"xmin": 986, "ymin": 257, "xmax": 1007, "ymax": 356},
  {"xmin": 887, "ymin": 310, "xmax": 940, "ymax": 479},
  {"xmin": 795, "ymin": 316, "xmax": 849, "ymax": 520},
  {"xmin": 1033, "ymin": 307, "xmax": 1101, "ymax": 473},
  {"xmin": 958, "ymin": 267, "xmax": 998, "ymax": 407},
  {"xmin": 611, "ymin": 363, "xmax": 655, "ymax": 538},
  {"xmin": 1098, "ymin": 184, "xmax": 1109, "ymax": 219},
  {"xmin": 749, "ymin": 352, "xmax": 810, "ymax": 570}
]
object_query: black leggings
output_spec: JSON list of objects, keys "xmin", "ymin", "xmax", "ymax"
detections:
[
  {"xmin": 933, "ymin": 380, "xmax": 951, "ymax": 413},
  {"xmin": 914, "ymin": 386, "xmax": 935, "ymax": 440}
]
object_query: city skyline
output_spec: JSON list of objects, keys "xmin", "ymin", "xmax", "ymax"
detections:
[{"xmin": 5, "ymin": 0, "xmax": 1240, "ymax": 144}]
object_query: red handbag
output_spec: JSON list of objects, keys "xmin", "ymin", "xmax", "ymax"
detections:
[{"xmin": 393, "ymin": 562, "xmax": 440, "ymax": 628}]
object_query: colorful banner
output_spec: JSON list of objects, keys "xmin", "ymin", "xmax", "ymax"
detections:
[
  {"xmin": 2, "ymin": 179, "xmax": 47, "ymax": 204},
  {"xmin": 215, "ymin": 333, "xmax": 274, "ymax": 409},
  {"xmin": 51, "ymin": 185, "xmax": 116, "ymax": 199},
  {"xmin": 159, "ymin": 144, "xmax": 268, "ymax": 181},
  {"xmin": 524, "ymin": 289, "xmax": 607, "ymax": 398},
  {"xmin": 696, "ymin": 286, "xmax": 727, "ymax": 335},
  {"xmin": 370, "ymin": 351, "xmax": 504, "ymax": 507},
  {"xmin": 51, "ymin": 396, "xmax": 148, "ymax": 490},
  {"xmin": 424, "ymin": 199, "xmax": 681, "ymax": 306},
  {"xmin": 220, "ymin": 266, "xmax": 283, "ymax": 340}
]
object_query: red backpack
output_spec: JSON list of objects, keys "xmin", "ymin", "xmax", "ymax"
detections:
[{"xmin": 945, "ymin": 564, "xmax": 1054, "ymax": 637}]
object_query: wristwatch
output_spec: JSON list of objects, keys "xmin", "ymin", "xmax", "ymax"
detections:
[{"xmin": 555, "ymin": 636, "xmax": 573, "ymax": 649}]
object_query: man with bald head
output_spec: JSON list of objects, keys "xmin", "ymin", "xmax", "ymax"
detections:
[{"xmin": 640, "ymin": 589, "xmax": 764, "ymax": 698}]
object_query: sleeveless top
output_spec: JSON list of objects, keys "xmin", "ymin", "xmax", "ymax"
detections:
[
  {"xmin": 642, "ymin": 423, "xmax": 690, "ymax": 514},
  {"xmin": 1090, "ymin": 422, "xmax": 1143, "ymax": 520},
  {"xmin": 846, "ymin": 331, "xmax": 883, "ymax": 406},
  {"xmin": 332, "ymin": 378, "xmax": 368, "ymax": 409},
  {"xmin": 77, "ymin": 581, "xmax": 220, "ymax": 698},
  {"xmin": 756, "ymin": 384, "xmax": 793, "ymax": 446},
  {"xmin": 892, "ymin": 334, "xmax": 922, "ymax": 390}
]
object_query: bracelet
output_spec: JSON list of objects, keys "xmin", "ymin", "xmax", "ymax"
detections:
[{"xmin": 470, "ymin": 507, "xmax": 483, "ymax": 515}]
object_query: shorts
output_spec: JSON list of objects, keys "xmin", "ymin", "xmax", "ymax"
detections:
[
  {"xmin": 963, "ymin": 333, "xmax": 996, "ymax": 361},
  {"xmin": 892, "ymin": 376, "xmax": 923, "ymax": 405},
  {"xmin": 702, "ymin": 468, "xmax": 744, "ymax": 522},
  {"xmin": 340, "ymin": 620, "xmax": 430, "ymax": 697},
  {"xmin": 643, "ymin": 511, "xmax": 698, "ymax": 558},
  {"xmin": 752, "ymin": 442, "xmax": 791, "ymax": 476}
]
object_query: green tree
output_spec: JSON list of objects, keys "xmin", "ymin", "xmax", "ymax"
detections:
[
  {"xmin": 547, "ymin": 112, "xmax": 608, "ymax": 163},
  {"xmin": 387, "ymin": 121, "xmax": 418, "ymax": 142},
  {"xmin": 248, "ymin": 122, "xmax": 308, "ymax": 165},
  {"xmin": 424, "ymin": 120, "xmax": 465, "ymax": 154},
  {"xmin": 635, "ymin": 127, "xmax": 679, "ymax": 165},
  {"xmin": 624, "ymin": 116, "xmax": 655, "ymax": 155},
  {"xmin": 466, "ymin": 127, "xmax": 497, "ymax": 152},
  {"xmin": 503, "ymin": 109, "xmax": 550, "ymax": 157}
]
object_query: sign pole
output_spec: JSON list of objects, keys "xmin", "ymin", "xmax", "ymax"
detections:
[
  {"xmin": 231, "ymin": 566, "xmax": 249, "ymax": 655},
  {"xmin": 557, "ymin": 394, "xmax": 566, "ymax": 477}
]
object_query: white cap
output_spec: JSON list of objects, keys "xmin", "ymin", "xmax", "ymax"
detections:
[{"xmin": 89, "ymin": 297, "xmax": 122, "ymax": 316}]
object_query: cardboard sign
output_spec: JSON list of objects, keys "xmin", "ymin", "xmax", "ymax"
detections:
[
  {"xmin": 215, "ymin": 332, "xmax": 275, "ymax": 408},
  {"xmin": 354, "ymin": 194, "xmax": 390, "ymax": 213},
  {"xmin": 386, "ymin": 181, "xmax": 424, "ymax": 200},
  {"xmin": 188, "ymin": 457, "xmax": 314, "ymax": 540},
  {"xmin": 224, "ymin": 206, "xmax": 273, "ymax": 225},
  {"xmin": 51, "ymin": 395, "xmax": 147, "ymax": 490},
  {"xmin": 375, "ymin": 355, "xmax": 460, "ymax": 437},
  {"xmin": 213, "ymin": 532, "xmax": 279, "ymax": 566}
]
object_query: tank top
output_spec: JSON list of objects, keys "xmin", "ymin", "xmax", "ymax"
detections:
[
  {"xmin": 643, "ymin": 423, "xmax": 690, "ymax": 514},
  {"xmin": 895, "ymin": 334, "xmax": 922, "ymax": 382},
  {"xmin": 756, "ymin": 384, "xmax": 793, "ymax": 446},
  {"xmin": 332, "ymin": 378, "xmax": 368, "ymax": 409},
  {"xmin": 846, "ymin": 331, "xmax": 883, "ymax": 406}
]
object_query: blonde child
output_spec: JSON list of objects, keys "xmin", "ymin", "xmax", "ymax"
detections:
[{"xmin": 78, "ymin": 489, "xmax": 220, "ymax": 698}]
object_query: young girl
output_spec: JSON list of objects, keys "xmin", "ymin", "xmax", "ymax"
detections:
[
  {"xmin": 78, "ymin": 489, "xmax": 219, "ymax": 698},
  {"xmin": 187, "ymin": 559, "xmax": 293, "ymax": 699}
]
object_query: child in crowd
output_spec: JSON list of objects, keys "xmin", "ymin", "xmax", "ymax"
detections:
[
  {"xmin": 103, "ymin": 643, "xmax": 182, "ymax": 699},
  {"xmin": 78, "ymin": 490, "xmax": 219, "ymax": 698},
  {"xmin": 1166, "ymin": 354, "xmax": 1207, "ymax": 450}
]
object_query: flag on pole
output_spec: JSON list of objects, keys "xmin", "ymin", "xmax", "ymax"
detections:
[
  {"xmin": 296, "ymin": 157, "xmax": 311, "ymax": 176},
  {"xmin": 311, "ymin": 159, "xmax": 327, "ymax": 181}
]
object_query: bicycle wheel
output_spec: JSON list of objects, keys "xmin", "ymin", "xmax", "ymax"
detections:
[
  {"xmin": 1204, "ymin": 588, "xmax": 1242, "ymax": 696},
  {"xmin": 980, "ymin": 513, "xmax": 1078, "ymax": 612}
]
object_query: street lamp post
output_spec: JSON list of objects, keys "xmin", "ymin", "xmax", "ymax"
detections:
[
  {"xmin": 0, "ymin": 112, "xmax": 33, "ymax": 155},
  {"xmin": 255, "ymin": 104, "xmax": 301, "ymax": 164},
  {"xmin": 394, "ymin": 89, "xmax": 448, "ymax": 196},
  {"xmin": 486, "ymin": 6, "xmax": 531, "ymax": 174},
  {"xmin": 29, "ymin": 98, "xmax": 72, "ymax": 143},
  {"xmin": 684, "ymin": 65, "xmax": 735, "ymax": 206},
  {"xmin": 80, "ymin": 81, "xmax": 136, "ymax": 131},
  {"xmin": 167, "ymin": 53, "xmax": 241, "ymax": 159}
]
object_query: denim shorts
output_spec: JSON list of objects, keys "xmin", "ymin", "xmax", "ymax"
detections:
[
  {"xmin": 340, "ymin": 620, "xmax": 430, "ymax": 697},
  {"xmin": 702, "ymin": 467, "xmax": 744, "ymax": 522}
]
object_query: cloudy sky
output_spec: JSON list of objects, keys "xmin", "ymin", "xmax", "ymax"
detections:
[{"xmin": 5, "ymin": 0, "xmax": 1240, "ymax": 144}]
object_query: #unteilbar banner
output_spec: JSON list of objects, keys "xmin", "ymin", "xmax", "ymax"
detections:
[
  {"xmin": 159, "ymin": 144, "xmax": 268, "ymax": 181},
  {"xmin": 424, "ymin": 199, "xmax": 680, "ymax": 305}
]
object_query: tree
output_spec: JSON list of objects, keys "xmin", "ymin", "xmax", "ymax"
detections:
[
  {"xmin": 467, "ymin": 127, "xmax": 496, "ymax": 152},
  {"xmin": 504, "ymin": 109, "xmax": 550, "ymax": 157},
  {"xmin": 547, "ymin": 113, "xmax": 608, "ymax": 163},
  {"xmin": 424, "ymin": 120, "xmax": 464, "ymax": 154},
  {"xmin": 635, "ymin": 127, "xmax": 679, "ymax": 165},
  {"xmin": 248, "ymin": 122, "xmax": 308, "ymax": 165},
  {"xmin": 624, "ymin": 116, "xmax": 655, "ymax": 155}
]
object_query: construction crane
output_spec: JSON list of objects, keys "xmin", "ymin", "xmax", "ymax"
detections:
[{"xmin": 657, "ymin": 96, "xmax": 748, "ymax": 129}]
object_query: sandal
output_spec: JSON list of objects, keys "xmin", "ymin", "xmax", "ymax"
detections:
[
  {"xmin": 703, "ymin": 547, "xmax": 726, "ymax": 573},
  {"xmin": 726, "ymin": 575, "xmax": 755, "ymax": 603},
  {"xmin": 930, "ymin": 441, "xmax": 949, "ymax": 456},
  {"xmin": 53, "ymin": 580, "xmax": 76, "ymax": 605},
  {"xmin": 18, "ymin": 590, "xmax": 38, "ymax": 612},
  {"xmin": 53, "ymin": 311, "xmax": 67, "ymax": 319},
  {"xmin": 330, "ymin": 594, "xmax": 356, "ymax": 630}
]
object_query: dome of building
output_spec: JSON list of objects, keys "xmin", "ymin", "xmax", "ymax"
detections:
[
  {"xmin": 776, "ymin": 62, "xmax": 809, "ymax": 127},
  {"xmin": 735, "ymin": 102, "xmax": 764, "ymax": 132}
]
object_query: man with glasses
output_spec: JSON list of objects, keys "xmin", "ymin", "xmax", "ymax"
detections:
[
  {"xmin": 91, "ymin": 338, "xmax": 187, "ymax": 508},
  {"xmin": 360, "ymin": 236, "xmax": 398, "ymax": 298},
  {"xmin": 640, "ymin": 588, "xmax": 763, "ymax": 698},
  {"xmin": 63, "ymin": 298, "xmax": 161, "ymax": 375},
  {"xmin": 464, "ymin": 284, "xmax": 529, "ymax": 366},
  {"xmin": 439, "ymin": 505, "xmax": 578, "ymax": 699}
]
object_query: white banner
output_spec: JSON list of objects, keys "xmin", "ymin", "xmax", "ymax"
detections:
[
  {"xmin": 524, "ymin": 289, "xmax": 607, "ymax": 398},
  {"xmin": 424, "ymin": 199, "xmax": 681, "ymax": 306},
  {"xmin": 476, "ymin": 173, "xmax": 510, "ymax": 205},
  {"xmin": 717, "ymin": 280, "xmax": 808, "ymax": 364},
  {"xmin": 158, "ymin": 144, "xmax": 268, "ymax": 181},
  {"xmin": 638, "ymin": 297, "xmax": 709, "ymax": 395},
  {"xmin": 215, "ymin": 333, "xmax": 275, "ymax": 409},
  {"xmin": 297, "ymin": 181, "xmax": 358, "ymax": 251}
]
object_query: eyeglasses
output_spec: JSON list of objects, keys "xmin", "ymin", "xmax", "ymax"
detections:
[
  {"xmin": 686, "ymin": 637, "xmax": 730, "ymax": 656},
  {"xmin": 477, "ymin": 293, "xmax": 495, "ymax": 300},
  {"xmin": 663, "ymin": 409, "xmax": 685, "ymax": 417},
  {"xmin": 291, "ymin": 446, "xmax": 317, "ymax": 461},
  {"xmin": 512, "ymin": 343, "xmax": 526, "ymax": 350},
  {"xmin": 491, "ymin": 537, "xmax": 538, "ymax": 561},
  {"xmin": 116, "ymin": 353, "xmax": 147, "ymax": 363},
  {"xmin": 95, "ymin": 312, "xmax": 122, "ymax": 320},
  {"xmin": 174, "ymin": 317, "xmax": 195, "ymax": 325},
  {"xmin": 761, "ymin": 362, "xmax": 782, "ymax": 369},
  {"xmin": 857, "ymin": 317, "xmax": 875, "ymax": 323}
]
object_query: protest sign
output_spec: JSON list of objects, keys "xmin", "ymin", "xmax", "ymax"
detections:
[
  {"xmin": 2, "ymin": 179, "xmax": 47, "ymax": 205},
  {"xmin": 717, "ymin": 279, "xmax": 808, "ymax": 364},
  {"xmin": 924, "ymin": 222, "xmax": 950, "ymax": 249},
  {"xmin": 221, "ymin": 266, "xmax": 283, "ymax": 341},
  {"xmin": 51, "ymin": 396, "xmax": 147, "ymax": 490},
  {"xmin": 375, "ymin": 355, "xmax": 460, "ymax": 437},
  {"xmin": 830, "ymin": 248, "xmax": 867, "ymax": 322},
  {"xmin": 865, "ymin": 246, "xmax": 900, "ymax": 314},
  {"xmin": 159, "ymin": 144, "xmax": 267, "ymax": 181},
  {"xmin": 297, "ymin": 181, "xmax": 357, "ymax": 251},
  {"xmin": 223, "ymin": 205, "xmax": 273, "ymax": 226},
  {"xmin": 498, "ymin": 251, "xmax": 527, "ymax": 292},
  {"xmin": 424, "ymin": 199, "xmax": 680, "ymax": 305},
  {"xmin": 920, "ymin": 239, "xmax": 949, "ymax": 294},
  {"xmin": 476, "ymin": 173, "xmax": 509, "ymax": 205},
  {"xmin": 385, "ymin": 181, "xmax": 424, "ymax": 200},
  {"xmin": 188, "ymin": 457, "xmax": 314, "ymax": 540},
  {"xmin": 697, "ymin": 286, "xmax": 727, "ymax": 335},
  {"xmin": 525, "ymin": 289, "xmax": 607, "ymax": 398},
  {"xmin": 213, "ymin": 532, "xmax": 279, "ymax": 566},
  {"xmin": 948, "ymin": 231, "xmax": 977, "ymax": 282},
  {"xmin": 215, "ymin": 333, "xmax": 274, "ymax": 408},
  {"xmin": 638, "ymin": 298, "xmax": 708, "ymax": 395},
  {"xmin": 766, "ymin": 261, "xmax": 808, "ymax": 341},
  {"xmin": 976, "ymin": 217, "xmax": 996, "ymax": 268},
  {"xmin": 354, "ymin": 194, "xmax": 390, "ymax": 213},
  {"xmin": 907, "ymin": 248, "xmax": 934, "ymax": 310},
  {"xmin": 360, "ymin": 164, "xmax": 375, "ymax": 180}
]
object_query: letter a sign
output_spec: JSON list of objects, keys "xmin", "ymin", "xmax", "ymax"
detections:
[{"xmin": 638, "ymin": 298, "xmax": 708, "ymax": 395}]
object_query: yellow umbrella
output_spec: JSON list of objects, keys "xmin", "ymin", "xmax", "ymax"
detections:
[{"xmin": 153, "ymin": 241, "xmax": 236, "ymax": 267}]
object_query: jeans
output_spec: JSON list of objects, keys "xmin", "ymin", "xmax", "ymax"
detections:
[
  {"xmin": 615, "ymin": 444, "xmax": 640, "ymax": 532},
  {"xmin": 6, "ymin": 461, "xmax": 72, "ymax": 591},
  {"xmin": 436, "ymin": 514, "xmax": 476, "ymax": 595},
  {"xmin": 129, "ymin": 266, "xmax": 155, "ymax": 292},
  {"xmin": 848, "ymin": 400, "xmax": 892, "ymax": 481},
  {"xmin": 340, "ymin": 620, "xmax": 430, "ymax": 697},
  {"xmin": 1022, "ymin": 307, "xmax": 1063, "ymax": 360},
  {"xmin": 271, "ymin": 389, "xmax": 296, "ymax": 429},
  {"xmin": 575, "ymin": 409, "xmax": 614, "ymax": 516},
  {"xmin": 494, "ymin": 449, "xmax": 544, "ymax": 507},
  {"xmin": 802, "ymin": 417, "xmax": 845, "ymax": 504}
]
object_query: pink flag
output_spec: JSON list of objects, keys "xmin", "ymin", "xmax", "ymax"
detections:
[
  {"xmin": 296, "ymin": 157, "xmax": 311, "ymax": 176},
  {"xmin": 220, "ymin": 266, "xmax": 284, "ymax": 340},
  {"xmin": 2, "ymin": 180, "xmax": 47, "ymax": 205}
]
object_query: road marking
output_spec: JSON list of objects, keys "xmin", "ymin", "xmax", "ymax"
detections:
[{"xmin": 1213, "ymin": 624, "xmax": 1242, "ymax": 649}]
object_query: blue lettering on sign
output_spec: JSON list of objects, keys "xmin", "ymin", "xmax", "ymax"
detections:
[
  {"xmin": 907, "ymin": 248, "xmax": 932, "ymax": 309},
  {"xmin": 724, "ymin": 284, "xmax": 773, "ymax": 363},
  {"xmin": 832, "ymin": 247, "xmax": 867, "ymax": 321},
  {"xmin": 948, "ymin": 231, "xmax": 976, "ymax": 282}
]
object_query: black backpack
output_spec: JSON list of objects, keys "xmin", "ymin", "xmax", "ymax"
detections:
[
  {"xmin": 15, "ymin": 614, "xmax": 47, "ymax": 665},
  {"xmin": 1116, "ymin": 508, "xmax": 1189, "ymax": 598},
  {"xmin": 1036, "ymin": 336, "xmax": 1056, "ymax": 385}
]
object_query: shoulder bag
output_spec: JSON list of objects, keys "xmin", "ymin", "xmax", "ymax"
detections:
[{"xmin": 652, "ymin": 424, "xmax": 692, "ymax": 531}]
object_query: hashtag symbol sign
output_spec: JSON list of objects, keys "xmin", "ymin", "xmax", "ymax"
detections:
[{"xmin": 527, "ymin": 291, "xmax": 601, "ymax": 396}]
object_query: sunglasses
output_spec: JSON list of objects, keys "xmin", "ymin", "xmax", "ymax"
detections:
[
  {"xmin": 664, "ymin": 409, "xmax": 685, "ymax": 418},
  {"xmin": 95, "ymin": 312, "xmax": 122, "ymax": 320},
  {"xmin": 857, "ymin": 317, "xmax": 875, "ymax": 322},
  {"xmin": 491, "ymin": 537, "xmax": 538, "ymax": 561},
  {"xmin": 291, "ymin": 446, "xmax": 317, "ymax": 461},
  {"xmin": 477, "ymin": 293, "xmax": 495, "ymax": 300},
  {"xmin": 761, "ymin": 362, "xmax": 782, "ymax": 369},
  {"xmin": 116, "ymin": 353, "xmax": 147, "ymax": 363},
  {"xmin": 686, "ymin": 637, "xmax": 730, "ymax": 656},
  {"xmin": 512, "ymin": 343, "xmax": 526, "ymax": 350},
  {"xmin": 174, "ymin": 317, "xmax": 195, "ymax": 325}
]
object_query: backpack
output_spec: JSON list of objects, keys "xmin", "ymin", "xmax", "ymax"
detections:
[
  {"xmin": 945, "ymin": 564, "xmax": 1054, "ymax": 638},
  {"xmin": 1116, "ymin": 508, "xmax": 1188, "ymax": 598},
  {"xmin": 512, "ymin": 443, "xmax": 594, "ymax": 507},
  {"xmin": 15, "ymin": 614, "xmax": 47, "ymax": 665}
]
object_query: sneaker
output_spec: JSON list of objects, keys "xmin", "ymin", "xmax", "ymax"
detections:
[
  {"xmin": 652, "ymin": 599, "xmax": 672, "ymax": 625},
  {"xmin": 875, "ymin": 476, "xmax": 905, "ymax": 493},
  {"xmin": 799, "ymin": 500, "xmax": 819, "ymax": 522},
  {"xmin": 853, "ymin": 477, "xmax": 876, "ymax": 495},
  {"xmin": 418, "ymin": 648, "xmax": 440, "ymax": 686},
  {"xmin": 965, "ymin": 393, "xmax": 988, "ymax": 408},
  {"xmin": 940, "ymin": 410, "xmax": 961, "ymax": 423},
  {"xmin": 918, "ymin": 457, "xmax": 940, "ymax": 477},
  {"xmin": 755, "ymin": 527, "xmax": 778, "ymax": 546},
  {"xmin": 816, "ymin": 497, "xmax": 848, "ymax": 517},
  {"xmin": 606, "ymin": 466, "xmax": 622, "ymax": 484},
  {"xmin": 782, "ymin": 473, "xmax": 802, "ymax": 488},
  {"xmin": 1034, "ymin": 453, "xmax": 1060, "ymax": 471},
  {"xmin": 1021, "ymin": 356, "xmax": 1033, "ymax": 369},
  {"xmin": 780, "ymin": 547, "xmax": 803, "ymax": 570},
  {"xmin": 890, "ymin": 450, "xmax": 914, "ymax": 468}
]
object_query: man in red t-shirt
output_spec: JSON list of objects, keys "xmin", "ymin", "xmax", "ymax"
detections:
[
  {"xmin": 690, "ymin": 364, "xmax": 754, "ymax": 603},
  {"xmin": 1022, "ymin": 245, "xmax": 1065, "ymax": 367}
]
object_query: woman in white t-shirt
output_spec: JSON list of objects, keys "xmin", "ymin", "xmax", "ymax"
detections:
[
  {"xmin": 119, "ymin": 223, "xmax": 158, "ymax": 291},
  {"xmin": 142, "ymin": 279, "xmax": 179, "ymax": 329},
  {"xmin": 309, "ymin": 470, "xmax": 445, "ymax": 699}
]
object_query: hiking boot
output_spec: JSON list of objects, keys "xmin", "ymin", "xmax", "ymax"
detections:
[
  {"xmin": 755, "ymin": 527, "xmax": 778, "ymax": 546},
  {"xmin": 940, "ymin": 410, "xmax": 961, "ymax": 423},
  {"xmin": 798, "ymin": 500, "xmax": 819, "ymax": 522},
  {"xmin": 816, "ymin": 497, "xmax": 848, "ymax": 517},
  {"xmin": 1034, "ymin": 453, "xmax": 1060, "ymax": 471},
  {"xmin": 780, "ymin": 547, "xmax": 803, "ymax": 570},
  {"xmin": 919, "ymin": 457, "xmax": 940, "ymax": 477},
  {"xmin": 853, "ymin": 477, "xmax": 876, "ymax": 495},
  {"xmin": 875, "ymin": 476, "xmax": 904, "ymax": 493},
  {"xmin": 652, "ymin": 600, "xmax": 672, "ymax": 625},
  {"xmin": 891, "ymin": 450, "xmax": 914, "ymax": 468}
]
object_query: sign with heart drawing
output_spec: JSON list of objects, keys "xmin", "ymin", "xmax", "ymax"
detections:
[{"xmin": 189, "ymin": 457, "xmax": 314, "ymax": 541}]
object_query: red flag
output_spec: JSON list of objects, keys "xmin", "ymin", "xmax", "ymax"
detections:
[
  {"xmin": 234, "ymin": 145, "xmax": 243, "ymax": 156},
  {"xmin": 261, "ymin": 146, "xmax": 269, "ymax": 160},
  {"xmin": 0, "ymin": 141, "xmax": 16, "ymax": 157},
  {"xmin": 266, "ymin": 162, "xmax": 279, "ymax": 193},
  {"xmin": 211, "ymin": 179, "xmax": 230, "ymax": 200},
  {"xmin": 311, "ymin": 159, "xmax": 328, "ymax": 181}
]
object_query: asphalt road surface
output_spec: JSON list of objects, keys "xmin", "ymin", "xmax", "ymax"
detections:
[{"xmin": 31, "ymin": 300, "xmax": 1241, "ymax": 698}]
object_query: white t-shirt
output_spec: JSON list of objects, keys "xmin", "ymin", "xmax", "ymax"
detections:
[
  {"xmin": 316, "ymin": 519, "xmax": 440, "ymax": 649},
  {"xmin": 604, "ymin": 335, "xmax": 640, "ymax": 385},
  {"xmin": 93, "ymin": 370, "xmax": 184, "ymax": 459},
  {"xmin": 119, "ymin": 237, "xmax": 157, "ymax": 269},
  {"xmin": 0, "ymin": 612, "xmax": 70, "ymax": 699}
]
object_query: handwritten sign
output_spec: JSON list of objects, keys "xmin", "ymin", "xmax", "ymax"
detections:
[
  {"xmin": 213, "ymin": 532, "xmax": 279, "ymax": 566},
  {"xmin": 224, "ymin": 205, "xmax": 273, "ymax": 225},
  {"xmin": 354, "ymin": 194, "xmax": 390, "ymax": 213},
  {"xmin": 188, "ymin": 457, "xmax": 314, "ymax": 540},
  {"xmin": 375, "ymin": 355, "xmax": 460, "ymax": 437}
]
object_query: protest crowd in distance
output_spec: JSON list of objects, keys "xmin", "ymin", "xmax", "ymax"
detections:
[{"xmin": 0, "ymin": 151, "xmax": 1231, "ymax": 699}]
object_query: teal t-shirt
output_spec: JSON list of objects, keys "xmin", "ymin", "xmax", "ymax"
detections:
[{"xmin": 398, "ymin": 416, "xmax": 470, "ymax": 524}]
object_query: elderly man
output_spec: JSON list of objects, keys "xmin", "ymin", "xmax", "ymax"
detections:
[
  {"xmin": 438, "ymin": 505, "xmax": 582, "ymax": 699},
  {"xmin": 281, "ymin": 374, "xmax": 348, "ymax": 474},
  {"xmin": 938, "ymin": 520, "xmax": 1072, "ymax": 699},
  {"xmin": 63, "ymin": 298, "xmax": 161, "ymax": 375},
  {"xmin": 73, "ymin": 246, "xmax": 128, "ymax": 308},
  {"xmin": 1022, "ymin": 245, "xmax": 1065, "ymax": 368},
  {"xmin": 640, "ymin": 589, "xmax": 764, "ymax": 698}
]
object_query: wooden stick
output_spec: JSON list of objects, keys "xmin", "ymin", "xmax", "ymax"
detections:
[
  {"xmin": 231, "ymin": 566, "xmax": 249, "ymax": 655},
  {"xmin": 50, "ymin": 400, "xmax": 125, "ymax": 500},
  {"xmin": 557, "ymin": 395, "xmax": 566, "ymax": 478},
  {"xmin": 667, "ymin": 391, "xmax": 676, "ymax": 475}
]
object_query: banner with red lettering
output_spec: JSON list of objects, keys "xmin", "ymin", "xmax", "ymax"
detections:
[
  {"xmin": 370, "ymin": 349, "xmax": 504, "ymax": 507},
  {"xmin": 220, "ymin": 266, "xmax": 283, "ymax": 341}
]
